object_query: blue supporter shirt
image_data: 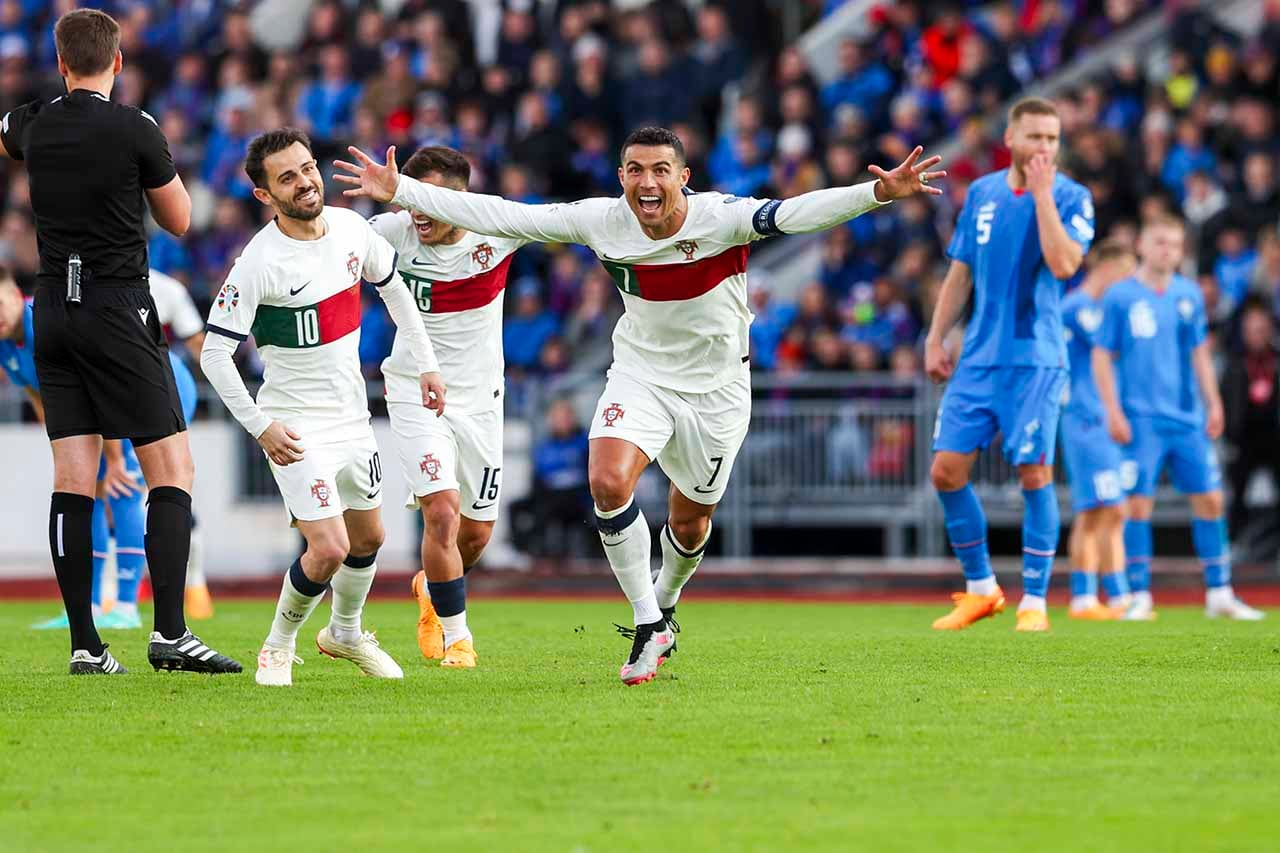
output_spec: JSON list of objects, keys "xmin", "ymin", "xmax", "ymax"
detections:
[
  {"xmin": 947, "ymin": 169, "xmax": 1095, "ymax": 368},
  {"xmin": 1096, "ymin": 274, "xmax": 1207, "ymax": 428},
  {"xmin": 0, "ymin": 300, "xmax": 38, "ymax": 389},
  {"xmin": 1060, "ymin": 287, "xmax": 1105, "ymax": 421}
]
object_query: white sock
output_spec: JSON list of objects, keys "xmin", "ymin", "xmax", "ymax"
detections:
[
  {"xmin": 114, "ymin": 601, "xmax": 139, "ymax": 620},
  {"xmin": 440, "ymin": 612, "xmax": 470, "ymax": 648},
  {"xmin": 264, "ymin": 569, "xmax": 326, "ymax": 650},
  {"xmin": 1018, "ymin": 594, "xmax": 1047, "ymax": 613},
  {"xmin": 1070, "ymin": 594, "xmax": 1099, "ymax": 611},
  {"xmin": 328, "ymin": 558, "xmax": 376, "ymax": 645},
  {"xmin": 656, "ymin": 523, "xmax": 709, "ymax": 610},
  {"xmin": 596, "ymin": 498, "xmax": 660, "ymax": 625},
  {"xmin": 1133, "ymin": 590, "xmax": 1154, "ymax": 608},
  {"xmin": 1206, "ymin": 585, "xmax": 1235, "ymax": 607},
  {"xmin": 966, "ymin": 576, "xmax": 998, "ymax": 596}
]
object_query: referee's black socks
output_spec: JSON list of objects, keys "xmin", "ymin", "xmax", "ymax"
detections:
[
  {"xmin": 49, "ymin": 492, "xmax": 103, "ymax": 656},
  {"xmin": 146, "ymin": 486, "xmax": 191, "ymax": 640}
]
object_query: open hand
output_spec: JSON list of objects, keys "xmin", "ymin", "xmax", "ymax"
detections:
[
  {"xmin": 870, "ymin": 146, "xmax": 946, "ymax": 202},
  {"xmin": 258, "ymin": 421, "xmax": 305, "ymax": 467},
  {"xmin": 421, "ymin": 371, "xmax": 446, "ymax": 417},
  {"xmin": 101, "ymin": 456, "xmax": 141, "ymax": 499},
  {"xmin": 333, "ymin": 145, "xmax": 400, "ymax": 203}
]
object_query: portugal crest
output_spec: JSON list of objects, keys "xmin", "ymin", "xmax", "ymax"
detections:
[
  {"xmin": 674, "ymin": 239, "xmax": 698, "ymax": 261},
  {"xmin": 347, "ymin": 251, "xmax": 360, "ymax": 280},
  {"xmin": 601, "ymin": 402, "xmax": 625, "ymax": 428},
  {"xmin": 310, "ymin": 479, "xmax": 331, "ymax": 508},
  {"xmin": 471, "ymin": 242, "xmax": 495, "ymax": 270},
  {"xmin": 420, "ymin": 453, "xmax": 442, "ymax": 481}
]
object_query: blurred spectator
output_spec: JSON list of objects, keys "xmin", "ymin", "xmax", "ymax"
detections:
[
  {"xmin": 298, "ymin": 45, "xmax": 362, "ymax": 145},
  {"xmin": 821, "ymin": 39, "xmax": 893, "ymax": 123},
  {"xmin": 1222, "ymin": 300, "xmax": 1280, "ymax": 550},
  {"xmin": 504, "ymin": 279, "xmax": 560, "ymax": 373},
  {"xmin": 562, "ymin": 269, "xmax": 622, "ymax": 374},
  {"xmin": 511, "ymin": 398, "xmax": 593, "ymax": 557}
]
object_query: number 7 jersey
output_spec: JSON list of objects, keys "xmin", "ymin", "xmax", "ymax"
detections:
[{"xmin": 206, "ymin": 206, "xmax": 398, "ymax": 441}]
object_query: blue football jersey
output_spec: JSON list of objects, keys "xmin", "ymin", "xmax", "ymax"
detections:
[
  {"xmin": 1060, "ymin": 287, "xmax": 1105, "ymax": 421},
  {"xmin": 1096, "ymin": 274, "xmax": 1207, "ymax": 428},
  {"xmin": 0, "ymin": 300, "xmax": 38, "ymax": 389},
  {"xmin": 947, "ymin": 169, "xmax": 1095, "ymax": 368}
]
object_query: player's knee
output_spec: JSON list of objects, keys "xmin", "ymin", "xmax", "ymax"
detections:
[
  {"xmin": 929, "ymin": 457, "xmax": 967, "ymax": 492},
  {"xmin": 1191, "ymin": 490, "xmax": 1224, "ymax": 518},
  {"xmin": 1126, "ymin": 497, "xmax": 1153, "ymax": 520},
  {"xmin": 668, "ymin": 514, "xmax": 709, "ymax": 551},
  {"xmin": 347, "ymin": 524, "xmax": 384, "ymax": 558},
  {"xmin": 589, "ymin": 468, "xmax": 632, "ymax": 512},
  {"xmin": 1018, "ymin": 465, "xmax": 1053, "ymax": 490},
  {"xmin": 1099, "ymin": 503, "xmax": 1127, "ymax": 531},
  {"xmin": 422, "ymin": 497, "xmax": 460, "ymax": 548},
  {"xmin": 307, "ymin": 539, "xmax": 349, "ymax": 572}
]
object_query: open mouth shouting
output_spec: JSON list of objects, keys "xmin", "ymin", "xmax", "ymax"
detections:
[{"xmin": 637, "ymin": 194, "xmax": 662, "ymax": 215}]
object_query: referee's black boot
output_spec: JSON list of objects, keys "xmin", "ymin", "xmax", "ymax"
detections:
[
  {"xmin": 69, "ymin": 645, "xmax": 127, "ymax": 675},
  {"xmin": 148, "ymin": 630, "xmax": 243, "ymax": 674}
]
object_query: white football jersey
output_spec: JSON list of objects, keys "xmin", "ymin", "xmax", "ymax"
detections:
[
  {"xmin": 390, "ymin": 177, "xmax": 886, "ymax": 394},
  {"xmin": 370, "ymin": 210, "xmax": 524, "ymax": 414},
  {"xmin": 206, "ymin": 206, "xmax": 397, "ymax": 440},
  {"xmin": 148, "ymin": 268, "xmax": 203, "ymax": 339}
]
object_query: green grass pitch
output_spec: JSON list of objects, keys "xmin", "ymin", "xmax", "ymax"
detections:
[{"xmin": 2, "ymin": 598, "xmax": 1278, "ymax": 852}]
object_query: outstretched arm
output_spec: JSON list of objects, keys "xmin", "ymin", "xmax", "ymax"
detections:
[
  {"xmin": 335, "ymin": 146, "xmax": 586, "ymax": 244},
  {"xmin": 765, "ymin": 146, "xmax": 945, "ymax": 236}
]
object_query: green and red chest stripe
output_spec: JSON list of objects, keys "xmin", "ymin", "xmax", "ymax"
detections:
[
  {"xmin": 599, "ymin": 245, "xmax": 749, "ymax": 302},
  {"xmin": 398, "ymin": 254, "xmax": 512, "ymax": 314},
  {"xmin": 251, "ymin": 283, "xmax": 361, "ymax": 349}
]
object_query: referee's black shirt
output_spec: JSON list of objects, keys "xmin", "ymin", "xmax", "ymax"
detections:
[{"xmin": 0, "ymin": 89, "xmax": 176, "ymax": 284}]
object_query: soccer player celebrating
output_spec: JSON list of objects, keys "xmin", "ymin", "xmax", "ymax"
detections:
[
  {"xmin": 368, "ymin": 146, "xmax": 528, "ymax": 668},
  {"xmin": 1092, "ymin": 216, "xmax": 1263, "ymax": 621},
  {"xmin": 925, "ymin": 97, "xmax": 1093, "ymax": 632},
  {"xmin": 336, "ymin": 127, "xmax": 944, "ymax": 684},
  {"xmin": 1059, "ymin": 240, "xmax": 1137, "ymax": 619},
  {"xmin": 201, "ymin": 129, "xmax": 446, "ymax": 686}
]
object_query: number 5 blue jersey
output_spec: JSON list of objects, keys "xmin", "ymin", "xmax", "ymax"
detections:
[
  {"xmin": 0, "ymin": 300, "xmax": 38, "ymax": 389},
  {"xmin": 947, "ymin": 169, "xmax": 1095, "ymax": 368}
]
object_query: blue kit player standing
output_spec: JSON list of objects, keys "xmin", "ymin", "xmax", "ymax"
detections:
[
  {"xmin": 1092, "ymin": 215, "xmax": 1263, "ymax": 621},
  {"xmin": 1059, "ymin": 240, "xmax": 1136, "ymax": 620},
  {"xmin": 925, "ymin": 97, "xmax": 1093, "ymax": 632}
]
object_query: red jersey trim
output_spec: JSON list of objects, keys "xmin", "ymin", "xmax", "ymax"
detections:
[
  {"xmin": 428, "ymin": 254, "xmax": 513, "ymax": 314},
  {"xmin": 631, "ymin": 245, "xmax": 750, "ymax": 302}
]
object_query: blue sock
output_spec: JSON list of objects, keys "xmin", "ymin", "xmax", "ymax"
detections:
[
  {"xmin": 1069, "ymin": 569, "xmax": 1097, "ymax": 599},
  {"xmin": 109, "ymin": 489, "xmax": 147, "ymax": 606},
  {"xmin": 1101, "ymin": 571, "xmax": 1130, "ymax": 599},
  {"xmin": 1124, "ymin": 519, "xmax": 1153, "ymax": 593},
  {"xmin": 90, "ymin": 500, "xmax": 109, "ymax": 608},
  {"xmin": 1021, "ymin": 485, "xmax": 1059, "ymax": 598},
  {"xmin": 426, "ymin": 576, "xmax": 466, "ymax": 618},
  {"xmin": 1192, "ymin": 517, "xmax": 1231, "ymax": 589},
  {"xmin": 937, "ymin": 485, "xmax": 993, "ymax": 582}
]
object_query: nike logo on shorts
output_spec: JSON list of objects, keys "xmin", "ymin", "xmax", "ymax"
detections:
[
  {"xmin": 365, "ymin": 488, "xmax": 381, "ymax": 500},
  {"xmin": 471, "ymin": 501, "xmax": 495, "ymax": 511},
  {"xmin": 289, "ymin": 281, "xmax": 311, "ymax": 296}
]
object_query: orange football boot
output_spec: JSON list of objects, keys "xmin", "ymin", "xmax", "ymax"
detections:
[
  {"xmin": 1068, "ymin": 602, "xmax": 1116, "ymax": 621},
  {"xmin": 410, "ymin": 570, "xmax": 444, "ymax": 659},
  {"xmin": 441, "ymin": 637, "xmax": 478, "ymax": 668},
  {"xmin": 1015, "ymin": 609, "xmax": 1050, "ymax": 632},
  {"xmin": 931, "ymin": 588, "xmax": 1006, "ymax": 630},
  {"xmin": 185, "ymin": 583, "xmax": 215, "ymax": 620}
]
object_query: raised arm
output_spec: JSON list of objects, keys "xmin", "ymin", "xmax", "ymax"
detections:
[
  {"xmin": 335, "ymin": 146, "xmax": 586, "ymax": 244},
  {"xmin": 923, "ymin": 260, "xmax": 973, "ymax": 383},
  {"xmin": 1026, "ymin": 156, "xmax": 1087, "ymax": 280},
  {"xmin": 767, "ymin": 146, "xmax": 945, "ymax": 235}
]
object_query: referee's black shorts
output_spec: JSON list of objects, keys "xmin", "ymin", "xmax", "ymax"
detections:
[{"xmin": 33, "ymin": 280, "xmax": 186, "ymax": 442}]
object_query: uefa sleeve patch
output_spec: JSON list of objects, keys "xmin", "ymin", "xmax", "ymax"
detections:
[
  {"xmin": 752, "ymin": 199, "xmax": 784, "ymax": 237},
  {"xmin": 216, "ymin": 283, "xmax": 239, "ymax": 311}
]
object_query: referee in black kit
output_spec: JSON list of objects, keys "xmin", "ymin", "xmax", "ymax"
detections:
[{"xmin": 0, "ymin": 10, "xmax": 239, "ymax": 675}]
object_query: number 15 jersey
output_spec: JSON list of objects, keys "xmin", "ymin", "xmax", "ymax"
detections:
[
  {"xmin": 947, "ymin": 169, "xmax": 1095, "ymax": 369},
  {"xmin": 206, "ymin": 206, "xmax": 397, "ymax": 441}
]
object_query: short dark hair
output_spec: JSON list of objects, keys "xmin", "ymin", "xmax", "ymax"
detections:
[
  {"xmin": 1087, "ymin": 238, "xmax": 1136, "ymax": 269},
  {"xmin": 620, "ymin": 126, "xmax": 685, "ymax": 166},
  {"xmin": 55, "ymin": 9, "xmax": 121, "ymax": 76},
  {"xmin": 1008, "ymin": 96, "xmax": 1059, "ymax": 124},
  {"xmin": 244, "ymin": 128, "xmax": 313, "ymax": 189},
  {"xmin": 401, "ymin": 146, "xmax": 471, "ymax": 188}
]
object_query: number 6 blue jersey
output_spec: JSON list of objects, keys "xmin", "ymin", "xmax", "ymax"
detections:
[{"xmin": 947, "ymin": 169, "xmax": 1095, "ymax": 368}]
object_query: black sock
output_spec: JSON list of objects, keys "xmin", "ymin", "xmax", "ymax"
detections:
[
  {"xmin": 146, "ymin": 486, "xmax": 192, "ymax": 640},
  {"xmin": 49, "ymin": 492, "xmax": 102, "ymax": 655}
]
